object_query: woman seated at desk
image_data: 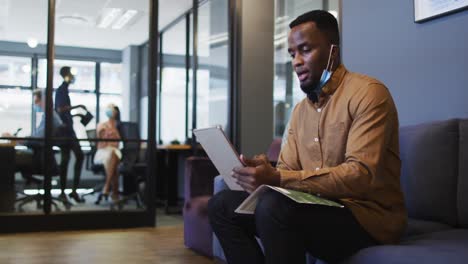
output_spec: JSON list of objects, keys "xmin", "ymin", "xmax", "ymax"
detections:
[{"xmin": 95, "ymin": 104, "xmax": 121, "ymax": 203}]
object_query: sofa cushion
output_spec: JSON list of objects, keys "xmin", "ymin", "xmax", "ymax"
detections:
[
  {"xmin": 458, "ymin": 119, "xmax": 468, "ymax": 228},
  {"xmin": 399, "ymin": 119, "xmax": 459, "ymax": 226},
  {"xmin": 345, "ymin": 229, "xmax": 468, "ymax": 264},
  {"xmin": 404, "ymin": 218, "xmax": 452, "ymax": 237}
]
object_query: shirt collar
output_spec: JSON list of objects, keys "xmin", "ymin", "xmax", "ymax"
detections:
[
  {"xmin": 321, "ymin": 63, "xmax": 347, "ymax": 96},
  {"xmin": 306, "ymin": 64, "xmax": 347, "ymax": 107}
]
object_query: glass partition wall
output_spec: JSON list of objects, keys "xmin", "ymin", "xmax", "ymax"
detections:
[
  {"xmin": 0, "ymin": 0, "xmax": 48, "ymax": 216},
  {"xmin": 0, "ymin": 0, "xmax": 158, "ymax": 231},
  {"xmin": 159, "ymin": 0, "xmax": 230, "ymax": 145},
  {"xmin": 50, "ymin": 0, "xmax": 151, "ymax": 215},
  {"xmin": 0, "ymin": 0, "xmax": 233, "ymax": 232}
]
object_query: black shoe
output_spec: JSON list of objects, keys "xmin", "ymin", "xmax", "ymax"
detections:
[
  {"xmin": 69, "ymin": 192, "xmax": 85, "ymax": 203},
  {"xmin": 95, "ymin": 193, "xmax": 109, "ymax": 205}
]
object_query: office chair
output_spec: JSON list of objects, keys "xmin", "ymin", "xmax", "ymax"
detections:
[
  {"xmin": 15, "ymin": 146, "xmax": 72, "ymax": 212},
  {"xmin": 84, "ymin": 123, "xmax": 145, "ymax": 210},
  {"xmin": 83, "ymin": 129, "xmax": 107, "ymax": 202},
  {"xmin": 114, "ymin": 121, "xmax": 146, "ymax": 210}
]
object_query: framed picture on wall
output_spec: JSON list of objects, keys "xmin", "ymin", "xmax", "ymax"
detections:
[{"xmin": 414, "ymin": 0, "xmax": 468, "ymax": 23}]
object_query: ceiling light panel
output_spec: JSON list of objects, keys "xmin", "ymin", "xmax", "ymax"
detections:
[
  {"xmin": 97, "ymin": 8, "xmax": 122, "ymax": 29},
  {"xmin": 111, "ymin": 10, "xmax": 138, "ymax": 30}
]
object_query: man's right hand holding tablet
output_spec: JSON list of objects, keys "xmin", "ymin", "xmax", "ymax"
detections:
[{"xmin": 232, "ymin": 154, "xmax": 280, "ymax": 193}]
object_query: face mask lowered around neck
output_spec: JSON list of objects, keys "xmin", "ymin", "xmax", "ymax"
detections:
[{"xmin": 316, "ymin": 44, "xmax": 339, "ymax": 91}]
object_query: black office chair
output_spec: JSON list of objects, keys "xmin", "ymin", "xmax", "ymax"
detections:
[
  {"xmin": 84, "ymin": 123, "xmax": 145, "ymax": 210},
  {"xmin": 15, "ymin": 146, "xmax": 72, "ymax": 212},
  {"xmin": 114, "ymin": 121, "xmax": 146, "ymax": 209},
  {"xmin": 83, "ymin": 129, "xmax": 107, "ymax": 202}
]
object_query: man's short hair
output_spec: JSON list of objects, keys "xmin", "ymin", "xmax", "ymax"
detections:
[
  {"xmin": 33, "ymin": 88, "xmax": 45, "ymax": 100},
  {"xmin": 60, "ymin": 66, "xmax": 71, "ymax": 78},
  {"xmin": 289, "ymin": 10, "xmax": 340, "ymax": 45}
]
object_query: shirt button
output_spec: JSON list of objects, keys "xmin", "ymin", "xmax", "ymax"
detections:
[
  {"xmin": 315, "ymin": 167, "xmax": 320, "ymax": 171},
  {"xmin": 317, "ymin": 108, "xmax": 322, "ymax": 113},
  {"xmin": 314, "ymin": 137, "xmax": 319, "ymax": 142}
]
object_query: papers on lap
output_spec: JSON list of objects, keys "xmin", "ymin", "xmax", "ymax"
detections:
[{"xmin": 235, "ymin": 185, "xmax": 344, "ymax": 214}]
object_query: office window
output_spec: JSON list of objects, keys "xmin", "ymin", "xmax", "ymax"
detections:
[
  {"xmin": 0, "ymin": 89, "xmax": 32, "ymax": 137},
  {"xmin": 196, "ymin": 0, "xmax": 229, "ymax": 131},
  {"xmin": 0, "ymin": 56, "xmax": 32, "ymax": 87},
  {"xmin": 100, "ymin": 63, "xmax": 123, "ymax": 94},
  {"xmin": 273, "ymin": 0, "xmax": 339, "ymax": 137},
  {"xmin": 160, "ymin": 18, "xmax": 187, "ymax": 144},
  {"xmin": 38, "ymin": 59, "xmax": 96, "ymax": 91}
]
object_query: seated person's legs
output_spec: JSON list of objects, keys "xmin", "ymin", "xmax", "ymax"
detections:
[
  {"xmin": 255, "ymin": 190, "xmax": 377, "ymax": 264},
  {"xmin": 208, "ymin": 190, "xmax": 265, "ymax": 264},
  {"xmin": 14, "ymin": 149, "xmax": 39, "ymax": 185},
  {"xmin": 94, "ymin": 147, "xmax": 121, "ymax": 201}
]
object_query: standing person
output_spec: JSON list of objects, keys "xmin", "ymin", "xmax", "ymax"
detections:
[
  {"xmin": 94, "ymin": 104, "xmax": 122, "ymax": 204},
  {"xmin": 55, "ymin": 66, "xmax": 85, "ymax": 203},
  {"xmin": 208, "ymin": 10, "xmax": 407, "ymax": 264}
]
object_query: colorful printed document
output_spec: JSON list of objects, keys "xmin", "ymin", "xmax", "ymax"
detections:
[{"xmin": 235, "ymin": 185, "xmax": 344, "ymax": 214}]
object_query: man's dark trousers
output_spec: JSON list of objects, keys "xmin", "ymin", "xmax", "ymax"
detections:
[
  {"xmin": 59, "ymin": 136, "xmax": 84, "ymax": 191},
  {"xmin": 208, "ymin": 189, "xmax": 377, "ymax": 264}
]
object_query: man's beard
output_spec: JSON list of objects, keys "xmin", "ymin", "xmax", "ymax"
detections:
[{"xmin": 300, "ymin": 82, "xmax": 320, "ymax": 102}]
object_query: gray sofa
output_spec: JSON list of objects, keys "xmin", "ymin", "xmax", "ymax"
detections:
[{"xmin": 212, "ymin": 118, "xmax": 468, "ymax": 263}]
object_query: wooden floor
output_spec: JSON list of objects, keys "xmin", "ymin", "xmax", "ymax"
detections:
[{"xmin": 0, "ymin": 226, "xmax": 214, "ymax": 264}]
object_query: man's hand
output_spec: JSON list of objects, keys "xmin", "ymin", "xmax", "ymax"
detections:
[{"xmin": 232, "ymin": 154, "xmax": 280, "ymax": 193}]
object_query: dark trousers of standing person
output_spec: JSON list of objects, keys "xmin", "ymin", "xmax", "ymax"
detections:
[
  {"xmin": 208, "ymin": 189, "xmax": 378, "ymax": 264},
  {"xmin": 59, "ymin": 136, "xmax": 84, "ymax": 193}
]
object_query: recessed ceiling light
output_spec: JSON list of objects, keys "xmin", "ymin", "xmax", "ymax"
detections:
[
  {"xmin": 112, "ymin": 10, "xmax": 138, "ymax": 30},
  {"xmin": 59, "ymin": 15, "xmax": 89, "ymax": 26},
  {"xmin": 27, "ymin": 38, "xmax": 38, "ymax": 48}
]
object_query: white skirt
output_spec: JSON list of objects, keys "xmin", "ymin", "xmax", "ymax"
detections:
[{"xmin": 94, "ymin": 147, "xmax": 122, "ymax": 164}]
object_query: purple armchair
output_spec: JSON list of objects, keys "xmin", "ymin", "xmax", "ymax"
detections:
[
  {"xmin": 183, "ymin": 156, "xmax": 219, "ymax": 257},
  {"xmin": 183, "ymin": 139, "xmax": 283, "ymax": 258}
]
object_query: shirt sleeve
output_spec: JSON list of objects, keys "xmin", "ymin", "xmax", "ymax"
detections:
[
  {"xmin": 32, "ymin": 112, "xmax": 63, "ymax": 138},
  {"xmin": 278, "ymin": 83, "xmax": 396, "ymax": 200},
  {"xmin": 55, "ymin": 88, "xmax": 66, "ymax": 109},
  {"xmin": 32, "ymin": 115, "xmax": 46, "ymax": 138}
]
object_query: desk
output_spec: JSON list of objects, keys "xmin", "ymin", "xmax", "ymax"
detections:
[
  {"xmin": 0, "ymin": 145, "xmax": 16, "ymax": 212},
  {"xmin": 156, "ymin": 144, "xmax": 191, "ymax": 214}
]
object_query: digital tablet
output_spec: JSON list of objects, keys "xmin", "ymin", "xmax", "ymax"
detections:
[{"xmin": 193, "ymin": 127, "xmax": 244, "ymax": 191}]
